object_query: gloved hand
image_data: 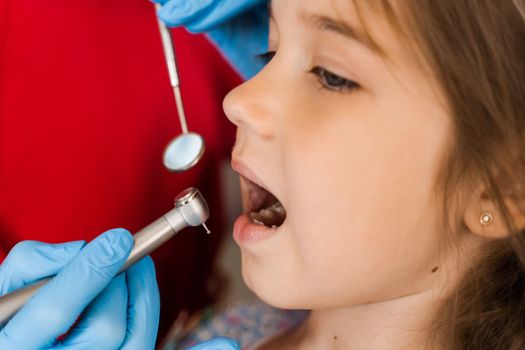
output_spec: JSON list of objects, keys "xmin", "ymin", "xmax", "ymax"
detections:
[
  {"xmin": 155, "ymin": 0, "xmax": 269, "ymax": 79},
  {"xmin": 188, "ymin": 337, "xmax": 240, "ymax": 350},
  {"xmin": 0, "ymin": 228, "xmax": 160, "ymax": 350}
]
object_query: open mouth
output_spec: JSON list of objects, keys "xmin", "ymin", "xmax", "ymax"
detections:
[{"xmin": 241, "ymin": 176, "xmax": 286, "ymax": 228}]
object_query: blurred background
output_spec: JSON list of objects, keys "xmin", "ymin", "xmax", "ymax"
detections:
[{"xmin": 0, "ymin": 0, "xmax": 254, "ymax": 345}]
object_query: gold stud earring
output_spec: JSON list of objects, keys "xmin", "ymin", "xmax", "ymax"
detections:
[{"xmin": 480, "ymin": 212, "xmax": 493, "ymax": 226}]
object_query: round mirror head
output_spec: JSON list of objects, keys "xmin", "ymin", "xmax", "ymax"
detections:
[{"xmin": 163, "ymin": 132, "xmax": 205, "ymax": 172}]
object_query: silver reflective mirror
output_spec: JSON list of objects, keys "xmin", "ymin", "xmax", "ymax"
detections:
[{"xmin": 163, "ymin": 132, "xmax": 205, "ymax": 172}]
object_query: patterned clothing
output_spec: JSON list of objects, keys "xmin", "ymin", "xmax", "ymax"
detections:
[{"xmin": 176, "ymin": 302, "xmax": 309, "ymax": 350}]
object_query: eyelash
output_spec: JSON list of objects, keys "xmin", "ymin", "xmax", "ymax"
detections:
[
  {"xmin": 256, "ymin": 51, "xmax": 360, "ymax": 93},
  {"xmin": 256, "ymin": 51, "xmax": 276, "ymax": 65}
]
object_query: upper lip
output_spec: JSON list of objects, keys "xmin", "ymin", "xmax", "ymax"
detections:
[{"xmin": 231, "ymin": 158, "xmax": 269, "ymax": 192}]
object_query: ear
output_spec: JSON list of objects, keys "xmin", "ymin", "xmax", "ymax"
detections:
[{"xmin": 463, "ymin": 181, "xmax": 525, "ymax": 239}]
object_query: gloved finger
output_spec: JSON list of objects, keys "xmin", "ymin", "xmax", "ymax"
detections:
[
  {"xmin": 188, "ymin": 337, "xmax": 241, "ymax": 350},
  {"xmin": 120, "ymin": 256, "xmax": 160, "ymax": 350},
  {"xmin": 186, "ymin": 0, "xmax": 268, "ymax": 32},
  {"xmin": 0, "ymin": 229, "xmax": 133, "ymax": 349},
  {"xmin": 0, "ymin": 240, "xmax": 85, "ymax": 295},
  {"xmin": 54, "ymin": 275, "xmax": 128, "ymax": 350},
  {"xmin": 157, "ymin": 0, "xmax": 214, "ymax": 28},
  {"xmin": 206, "ymin": 4, "xmax": 269, "ymax": 79},
  {"xmin": 158, "ymin": 0, "xmax": 267, "ymax": 31}
]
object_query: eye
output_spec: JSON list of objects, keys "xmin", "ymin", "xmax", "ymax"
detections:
[
  {"xmin": 310, "ymin": 66, "xmax": 359, "ymax": 93},
  {"xmin": 256, "ymin": 51, "xmax": 276, "ymax": 65}
]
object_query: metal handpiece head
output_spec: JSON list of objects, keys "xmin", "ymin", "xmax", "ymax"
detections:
[{"xmin": 174, "ymin": 188, "xmax": 209, "ymax": 226}]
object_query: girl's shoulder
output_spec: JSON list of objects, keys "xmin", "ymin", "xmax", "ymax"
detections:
[{"xmin": 176, "ymin": 301, "xmax": 309, "ymax": 350}]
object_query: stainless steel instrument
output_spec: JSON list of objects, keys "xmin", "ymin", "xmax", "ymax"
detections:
[
  {"xmin": 0, "ymin": 187, "xmax": 210, "ymax": 327},
  {"xmin": 155, "ymin": 3, "xmax": 206, "ymax": 172}
]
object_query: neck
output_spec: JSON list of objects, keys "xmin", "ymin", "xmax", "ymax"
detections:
[
  {"xmin": 290, "ymin": 288, "xmax": 443, "ymax": 350},
  {"xmin": 283, "ymin": 231, "xmax": 483, "ymax": 350}
]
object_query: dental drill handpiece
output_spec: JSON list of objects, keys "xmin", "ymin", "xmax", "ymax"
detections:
[{"xmin": 0, "ymin": 187, "xmax": 210, "ymax": 328}]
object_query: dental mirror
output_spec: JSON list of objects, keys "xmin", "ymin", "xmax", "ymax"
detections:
[
  {"xmin": 155, "ymin": 3, "xmax": 205, "ymax": 172},
  {"xmin": 163, "ymin": 132, "xmax": 204, "ymax": 172}
]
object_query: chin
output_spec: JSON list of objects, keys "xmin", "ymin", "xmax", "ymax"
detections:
[{"xmin": 240, "ymin": 251, "xmax": 314, "ymax": 310}]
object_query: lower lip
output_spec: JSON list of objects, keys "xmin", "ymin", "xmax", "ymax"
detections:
[{"xmin": 233, "ymin": 213, "xmax": 279, "ymax": 245}]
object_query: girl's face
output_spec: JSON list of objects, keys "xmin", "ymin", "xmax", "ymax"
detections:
[{"xmin": 224, "ymin": 0, "xmax": 456, "ymax": 309}]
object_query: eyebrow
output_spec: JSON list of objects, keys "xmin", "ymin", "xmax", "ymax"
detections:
[
  {"xmin": 268, "ymin": 4, "xmax": 382, "ymax": 55},
  {"xmin": 301, "ymin": 13, "xmax": 383, "ymax": 55}
]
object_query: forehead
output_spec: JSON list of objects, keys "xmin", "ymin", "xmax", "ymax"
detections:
[{"xmin": 272, "ymin": 0, "xmax": 422, "ymax": 68}]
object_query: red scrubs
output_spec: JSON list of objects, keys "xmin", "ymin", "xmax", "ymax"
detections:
[{"xmin": 0, "ymin": 0, "xmax": 239, "ymax": 341}]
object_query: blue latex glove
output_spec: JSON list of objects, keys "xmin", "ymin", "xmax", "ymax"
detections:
[
  {"xmin": 0, "ymin": 228, "xmax": 160, "ymax": 350},
  {"xmin": 155, "ymin": 0, "xmax": 269, "ymax": 79},
  {"xmin": 188, "ymin": 337, "xmax": 240, "ymax": 350}
]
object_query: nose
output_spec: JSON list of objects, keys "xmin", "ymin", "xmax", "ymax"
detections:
[{"xmin": 223, "ymin": 70, "xmax": 277, "ymax": 139}]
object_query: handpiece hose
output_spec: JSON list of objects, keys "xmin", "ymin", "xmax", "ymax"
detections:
[{"xmin": 0, "ymin": 187, "xmax": 209, "ymax": 327}]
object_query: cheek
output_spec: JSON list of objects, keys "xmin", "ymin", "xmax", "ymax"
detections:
[{"xmin": 277, "ymin": 102, "xmax": 452, "ymax": 306}]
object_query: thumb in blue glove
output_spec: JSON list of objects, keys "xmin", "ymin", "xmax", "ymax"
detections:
[
  {"xmin": 155, "ymin": 0, "xmax": 269, "ymax": 79},
  {"xmin": 0, "ymin": 228, "xmax": 160, "ymax": 350},
  {"xmin": 0, "ymin": 239, "xmax": 85, "ymax": 296},
  {"xmin": 188, "ymin": 337, "xmax": 240, "ymax": 350}
]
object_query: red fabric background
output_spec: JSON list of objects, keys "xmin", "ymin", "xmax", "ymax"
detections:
[{"xmin": 0, "ymin": 0, "xmax": 239, "ymax": 342}]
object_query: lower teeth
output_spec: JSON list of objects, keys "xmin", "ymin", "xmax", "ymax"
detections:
[
  {"xmin": 251, "ymin": 216, "xmax": 265, "ymax": 226},
  {"xmin": 250, "ymin": 202, "xmax": 286, "ymax": 227},
  {"xmin": 250, "ymin": 216, "xmax": 278, "ymax": 229}
]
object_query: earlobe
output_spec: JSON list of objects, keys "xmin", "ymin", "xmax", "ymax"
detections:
[
  {"xmin": 464, "ymin": 201, "xmax": 509, "ymax": 239},
  {"xmin": 463, "ymin": 185, "xmax": 525, "ymax": 239}
]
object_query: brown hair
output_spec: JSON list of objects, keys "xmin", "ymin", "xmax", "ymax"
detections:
[{"xmin": 354, "ymin": 0, "xmax": 525, "ymax": 348}]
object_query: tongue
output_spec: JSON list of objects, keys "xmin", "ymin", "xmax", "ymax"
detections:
[{"xmin": 250, "ymin": 201, "xmax": 286, "ymax": 227}]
